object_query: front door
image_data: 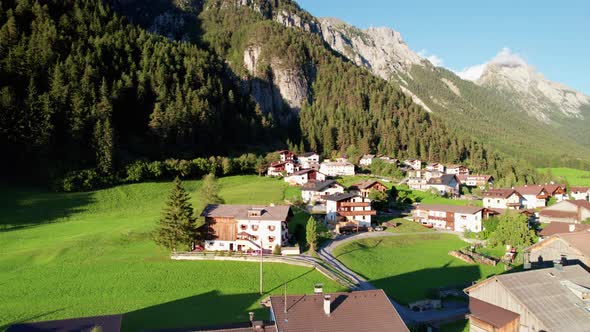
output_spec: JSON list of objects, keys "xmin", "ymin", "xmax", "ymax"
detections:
[{"xmin": 229, "ymin": 243, "xmax": 234, "ymax": 251}]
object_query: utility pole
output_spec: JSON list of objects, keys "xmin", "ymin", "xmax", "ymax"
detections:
[{"xmin": 259, "ymin": 238, "xmax": 263, "ymax": 294}]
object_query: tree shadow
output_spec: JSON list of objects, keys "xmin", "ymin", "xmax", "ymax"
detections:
[
  {"xmin": 0, "ymin": 185, "xmax": 94, "ymax": 232},
  {"xmin": 369, "ymin": 265, "xmax": 482, "ymax": 305},
  {"xmin": 333, "ymin": 239, "xmax": 384, "ymax": 259},
  {"xmin": 121, "ymin": 291, "xmax": 266, "ymax": 332},
  {"xmin": 2, "ymin": 308, "xmax": 70, "ymax": 331}
]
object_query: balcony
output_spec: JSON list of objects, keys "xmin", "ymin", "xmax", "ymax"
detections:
[
  {"xmin": 340, "ymin": 202, "xmax": 371, "ymax": 207},
  {"xmin": 338, "ymin": 210, "xmax": 377, "ymax": 217}
]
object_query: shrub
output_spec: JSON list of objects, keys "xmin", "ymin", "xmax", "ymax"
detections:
[{"xmin": 272, "ymin": 244, "xmax": 282, "ymax": 255}]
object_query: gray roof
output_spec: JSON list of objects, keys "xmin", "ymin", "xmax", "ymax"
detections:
[
  {"xmin": 201, "ymin": 204, "xmax": 291, "ymax": 221},
  {"xmin": 299, "ymin": 152, "xmax": 319, "ymax": 157},
  {"xmin": 427, "ymin": 174, "xmax": 457, "ymax": 186},
  {"xmin": 467, "ymin": 265, "xmax": 590, "ymax": 332},
  {"xmin": 324, "ymin": 192, "xmax": 359, "ymax": 202},
  {"xmin": 416, "ymin": 204, "xmax": 483, "ymax": 215},
  {"xmin": 302, "ymin": 180, "xmax": 343, "ymax": 192}
]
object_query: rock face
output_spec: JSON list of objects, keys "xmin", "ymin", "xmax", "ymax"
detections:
[
  {"xmin": 318, "ymin": 17, "xmax": 424, "ymax": 80},
  {"xmin": 477, "ymin": 62, "xmax": 590, "ymax": 122},
  {"xmin": 242, "ymin": 46, "xmax": 309, "ymax": 117},
  {"xmin": 275, "ymin": 9, "xmax": 321, "ymax": 34}
]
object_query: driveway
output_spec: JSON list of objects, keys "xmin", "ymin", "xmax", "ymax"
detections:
[{"xmin": 316, "ymin": 230, "xmax": 469, "ymax": 325}]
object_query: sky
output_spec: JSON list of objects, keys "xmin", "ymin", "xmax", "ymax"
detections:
[{"xmin": 296, "ymin": 0, "xmax": 590, "ymax": 95}]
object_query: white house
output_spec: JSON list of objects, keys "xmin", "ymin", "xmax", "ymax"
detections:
[
  {"xmin": 482, "ymin": 189, "xmax": 524, "ymax": 210},
  {"xmin": 301, "ymin": 180, "xmax": 345, "ymax": 203},
  {"xmin": 403, "ymin": 159, "xmax": 422, "ymax": 171},
  {"xmin": 446, "ymin": 164, "xmax": 469, "ymax": 176},
  {"xmin": 319, "ymin": 159, "xmax": 355, "ymax": 176},
  {"xmin": 325, "ymin": 193, "xmax": 376, "ymax": 229},
  {"xmin": 298, "ymin": 152, "xmax": 320, "ymax": 169},
  {"xmin": 457, "ymin": 174, "xmax": 494, "ymax": 189},
  {"xmin": 413, "ymin": 204, "xmax": 484, "ymax": 232},
  {"xmin": 201, "ymin": 204, "xmax": 291, "ymax": 252},
  {"xmin": 570, "ymin": 187, "xmax": 590, "ymax": 201},
  {"xmin": 539, "ymin": 200, "xmax": 590, "ymax": 224},
  {"xmin": 543, "ymin": 184, "xmax": 568, "ymax": 202},
  {"xmin": 267, "ymin": 160, "xmax": 299, "ymax": 177},
  {"xmin": 408, "ymin": 177, "xmax": 428, "ymax": 191},
  {"xmin": 513, "ymin": 185, "xmax": 548, "ymax": 209},
  {"xmin": 359, "ymin": 154, "xmax": 375, "ymax": 167},
  {"xmin": 284, "ymin": 169, "xmax": 326, "ymax": 186},
  {"xmin": 278, "ymin": 150, "xmax": 296, "ymax": 162},
  {"xmin": 425, "ymin": 174, "xmax": 459, "ymax": 196},
  {"xmin": 425, "ymin": 163, "xmax": 446, "ymax": 173}
]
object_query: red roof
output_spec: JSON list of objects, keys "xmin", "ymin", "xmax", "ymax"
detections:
[
  {"xmin": 539, "ymin": 222, "xmax": 590, "ymax": 237},
  {"xmin": 513, "ymin": 185, "xmax": 546, "ymax": 196},
  {"xmin": 483, "ymin": 188, "xmax": 521, "ymax": 199},
  {"xmin": 469, "ymin": 297, "xmax": 519, "ymax": 328}
]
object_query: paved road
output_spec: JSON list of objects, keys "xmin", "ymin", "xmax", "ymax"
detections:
[{"xmin": 316, "ymin": 230, "xmax": 469, "ymax": 326}]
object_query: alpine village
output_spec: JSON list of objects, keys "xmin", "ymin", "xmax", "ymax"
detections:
[{"xmin": 2, "ymin": 1, "xmax": 590, "ymax": 332}]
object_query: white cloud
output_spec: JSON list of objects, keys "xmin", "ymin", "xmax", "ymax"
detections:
[
  {"xmin": 418, "ymin": 49, "xmax": 444, "ymax": 67},
  {"xmin": 455, "ymin": 47, "xmax": 527, "ymax": 81}
]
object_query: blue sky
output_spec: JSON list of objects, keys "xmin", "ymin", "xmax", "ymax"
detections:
[{"xmin": 296, "ymin": 0, "xmax": 589, "ymax": 95}]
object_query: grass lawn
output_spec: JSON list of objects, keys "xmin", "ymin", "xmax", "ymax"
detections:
[
  {"xmin": 537, "ymin": 167, "xmax": 590, "ymax": 186},
  {"xmin": 375, "ymin": 217, "xmax": 434, "ymax": 234},
  {"xmin": 475, "ymin": 245, "xmax": 506, "ymax": 259},
  {"xmin": 439, "ymin": 320, "xmax": 469, "ymax": 332},
  {"xmin": 0, "ymin": 176, "xmax": 344, "ymax": 331},
  {"xmin": 332, "ymin": 234, "xmax": 504, "ymax": 304}
]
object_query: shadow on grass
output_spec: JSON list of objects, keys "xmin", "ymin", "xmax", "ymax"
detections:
[
  {"xmin": 0, "ymin": 186, "xmax": 93, "ymax": 232},
  {"xmin": 370, "ymin": 265, "xmax": 481, "ymax": 305},
  {"xmin": 1, "ymin": 308, "xmax": 69, "ymax": 331},
  {"xmin": 333, "ymin": 239, "xmax": 384, "ymax": 259},
  {"xmin": 121, "ymin": 291, "xmax": 265, "ymax": 332}
]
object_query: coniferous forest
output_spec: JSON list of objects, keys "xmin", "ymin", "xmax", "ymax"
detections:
[{"xmin": 0, "ymin": 0, "xmax": 542, "ymax": 190}]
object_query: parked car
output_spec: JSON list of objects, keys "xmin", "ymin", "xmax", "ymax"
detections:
[{"xmin": 374, "ymin": 226, "xmax": 384, "ymax": 231}]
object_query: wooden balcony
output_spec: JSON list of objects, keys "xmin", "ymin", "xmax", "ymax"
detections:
[
  {"xmin": 340, "ymin": 202, "xmax": 371, "ymax": 207},
  {"xmin": 338, "ymin": 210, "xmax": 377, "ymax": 217}
]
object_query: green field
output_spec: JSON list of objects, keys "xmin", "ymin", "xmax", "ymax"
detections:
[
  {"xmin": 538, "ymin": 167, "xmax": 590, "ymax": 186},
  {"xmin": 332, "ymin": 234, "xmax": 504, "ymax": 304},
  {"xmin": 0, "ymin": 176, "xmax": 344, "ymax": 331},
  {"xmin": 375, "ymin": 217, "xmax": 435, "ymax": 234}
]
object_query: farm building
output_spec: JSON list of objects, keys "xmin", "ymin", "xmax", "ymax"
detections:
[
  {"xmin": 201, "ymin": 204, "xmax": 291, "ymax": 252},
  {"xmin": 539, "ymin": 199, "xmax": 590, "ymax": 224},
  {"xmin": 413, "ymin": 204, "xmax": 484, "ymax": 232},
  {"xmin": 348, "ymin": 180, "xmax": 388, "ymax": 198},
  {"xmin": 525, "ymin": 230, "xmax": 590, "ymax": 269},
  {"xmin": 465, "ymin": 264, "xmax": 590, "ymax": 332}
]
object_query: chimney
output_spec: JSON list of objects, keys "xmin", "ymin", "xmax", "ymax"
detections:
[
  {"xmin": 569, "ymin": 224, "xmax": 576, "ymax": 232},
  {"xmin": 323, "ymin": 295, "xmax": 331, "ymax": 316},
  {"xmin": 249, "ymin": 311, "xmax": 254, "ymax": 323},
  {"xmin": 314, "ymin": 283, "xmax": 324, "ymax": 294}
]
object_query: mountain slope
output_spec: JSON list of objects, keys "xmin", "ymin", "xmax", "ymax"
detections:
[{"xmin": 315, "ymin": 17, "xmax": 590, "ymax": 168}]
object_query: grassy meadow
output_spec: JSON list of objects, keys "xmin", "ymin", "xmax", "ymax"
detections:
[
  {"xmin": 537, "ymin": 167, "xmax": 590, "ymax": 186},
  {"xmin": 0, "ymin": 176, "xmax": 344, "ymax": 331},
  {"xmin": 332, "ymin": 234, "xmax": 504, "ymax": 304},
  {"xmin": 398, "ymin": 187, "xmax": 483, "ymax": 206}
]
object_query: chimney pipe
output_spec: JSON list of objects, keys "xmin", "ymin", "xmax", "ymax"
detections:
[
  {"xmin": 249, "ymin": 312, "xmax": 254, "ymax": 323},
  {"xmin": 314, "ymin": 283, "xmax": 323, "ymax": 294},
  {"xmin": 323, "ymin": 295, "xmax": 331, "ymax": 316},
  {"xmin": 569, "ymin": 224, "xmax": 576, "ymax": 232}
]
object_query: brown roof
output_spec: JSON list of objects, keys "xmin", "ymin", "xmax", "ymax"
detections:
[
  {"xmin": 290, "ymin": 169, "xmax": 315, "ymax": 176},
  {"xmin": 570, "ymin": 186, "xmax": 590, "ymax": 193},
  {"xmin": 466, "ymin": 265, "xmax": 590, "ymax": 332},
  {"xmin": 556, "ymin": 230, "xmax": 590, "ymax": 258},
  {"xmin": 201, "ymin": 205, "xmax": 291, "ymax": 221},
  {"xmin": 427, "ymin": 174, "xmax": 457, "ymax": 186},
  {"xmin": 485, "ymin": 208, "xmax": 534, "ymax": 216},
  {"xmin": 269, "ymin": 290, "xmax": 409, "ymax": 332},
  {"xmin": 543, "ymin": 184, "xmax": 565, "ymax": 194},
  {"xmin": 539, "ymin": 222, "xmax": 590, "ymax": 237},
  {"xmin": 483, "ymin": 188, "xmax": 521, "ymax": 199},
  {"xmin": 539, "ymin": 209, "xmax": 578, "ymax": 219},
  {"xmin": 350, "ymin": 180, "xmax": 385, "ymax": 190},
  {"xmin": 569, "ymin": 199, "xmax": 590, "ymax": 210},
  {"xmin": 417, "ymin": 204, "xmax": 483, "ymax": 215},
  {"xmin": 513, "ymin": 184, "xmax": 546, "ymax": 196},
  {"xmin": 469, "ymin": 297, "xmax": 519, "ymax": 328}
]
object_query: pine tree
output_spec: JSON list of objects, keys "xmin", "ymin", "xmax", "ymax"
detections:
[
  {"xmin": 154, "ymin": 177, "xmax": 198, "ymax": 252},
  {"xmin": 199, "ymin": 173, "xmax": 224, "ymax": 204},
  {"xmin": 306, "ymin": 216, "xmax": 318, "ymax": 252}
]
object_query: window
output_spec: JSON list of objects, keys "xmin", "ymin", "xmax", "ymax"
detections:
[
  {"xmin": 460, "ymin": 215, "xmax": 467, "ymax": 220},
  {"xmin": 251, "ymin": 225, "xmax": 259, "ymax": 231},
  {"xmin": 251, "ymin": 236, "xmax": 258, "ymax": 241},
  {"xmin": 240, "ymin": 224, "xmax": 247, "ymax": 231},
  {"xmin": 268, "ymin": 236, "xmax": 275, "ymax": 243},
  {"xmin": 496, "ymin": 199, "xmax": 500, "ymax": 204},
  {"xmin": 268, "ymin": 225, "xmax": 276, "ymax": 232}
]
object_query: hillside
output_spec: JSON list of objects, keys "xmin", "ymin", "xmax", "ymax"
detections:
[{"xmin": 315, "ymin": 17, "xmax": 590, "ymax": 168}]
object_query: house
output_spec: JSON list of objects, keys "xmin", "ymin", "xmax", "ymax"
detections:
[
  {"xmin": 408, "ymin": 177, "xmax": 428, "ymax": 191},
  {"xmin": 425, "ymin": 162, "xmax": 446, "ymax": 173},
  {"xmin": 269, "ymin": 289, "xmax": 409, "ymax": 332},
  {"xmin": 425, "ymin": 174, "xmax": 459, "ymax": 196},
  {"xmin": 301, "ymin": 180, "xmax": 345, "ymax": 203},
  {"xmin": 483, "ymin": 207, "xmax": 535, "ymax": 222},
  {"xmin": 378, "ymin": 156, "xmax": 399, "ymax": 164},
  {"xmin": 570, "ymin": 186, "xmax": 590, "ymax": 201},
  {"xmin": 538, "ymin": 222, "xmax": 590, "ymax": 239},
  {"xmin": 267, "ymin": 161, "xmax": 298, "ymax": 177},
  {"xmin": 457, "ymin": 174, "xmax": 494, "ymax": 190},
  {"xmin": 513, "ymin": 185, "xmax": 549, "ymax": 209},
  {"xmin": 359, "ymin": 154, "xmax": 375, "ymax": 167},
  {"xmin": 483, "ymin": 189, "xmax": 524, "ymax": 210},
  {"xmin": 201, "ymin": 204, "xmax": 291, "ymax": 252},
  {"xmin": 349, "ymin": 180, "xmax": 388, "ymax": 198},
  {"xmin": 446, "ymin": 164, "xmax": 470, "ymax": 175},
  {"xmin": 424, "ymin": 169, "xmax": 444, "ymax": 181},
  {"xmin": 539, "ymin": 199, "xmax": 590, "ymax": 224},
  {"xmin": 403, "ymin": 159, "xmax": 422, "ymax": 170},
  {"xmin": 7, "ymin": 315, "xmax": 122, "ymax": 332},
  {"xmin": 278, "ymin": 150, "xmax": 296, "ymax": 162},
  {"xmin": 325, "ymin": 193, "xmax": 376, "ymax": 229},
  {"xmin": 543, "ymin": 183, "xmax": 568, "ymax": 202},
  {"xmin": 465, "ymin": 265, "xmax": 590, "ymax": 332},
  {"xmin": 284, "ymin": 169, "xmax": 326, "ymax": 186},
  {"xmin": 319, "ymin": 159, "xmax": 355, "ymax": 176},
  {"xmin": 407, "ymin": 169, "xmax": 423, "ymax": 179},
  {"xmin": 298, "ymin": 152, "xmax": 320, "ymax": 169},
  {"xmin": 413, "ymin": 204, "xmax": 484, "ymax": 232},
  {"xmin": 525, "ymin": 230, "xmax": 590, "ymax": 269}
]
